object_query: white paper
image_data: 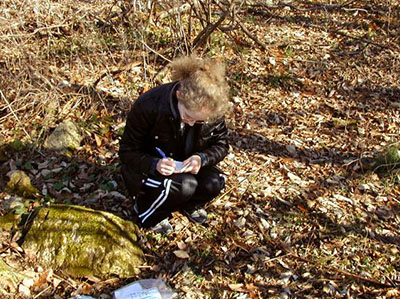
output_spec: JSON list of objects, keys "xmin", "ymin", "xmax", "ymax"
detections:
[
  {"xmin": 174, "ymin": 161, "xmax": 189, "ymax": 173},
  {"xmin": 114, "ymin": 284, "xmax": 162, "ymax": 299},
  {"xmin": 114, "ymin": 282, "xmax": 142, "ymax": 298}
]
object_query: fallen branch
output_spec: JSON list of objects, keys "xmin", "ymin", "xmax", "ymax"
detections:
[
  {"xmin": 0, "ymin": 23, "xmax": 70, "ymax": 39},
  {"xmin": 236, "ymin": 18, "xmax": 269, "ymax": 51},
  {"xmin": 93, "ymin": 61, "xmax": 143, "ymax": 88}
]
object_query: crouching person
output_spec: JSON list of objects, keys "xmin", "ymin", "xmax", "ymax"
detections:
[{"xmin": 119, "ymin": 56, "xmax": 230, "ymax": 232}]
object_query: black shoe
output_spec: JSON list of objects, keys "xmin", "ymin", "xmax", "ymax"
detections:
[{"xmin": 183, "ymin": 207, "xmax": 208, "ymax": 224}]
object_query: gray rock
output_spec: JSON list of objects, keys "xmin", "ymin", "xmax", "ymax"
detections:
[{"xmin": 44, "ymin": 120, "xmax": 82, "ymax": 151}]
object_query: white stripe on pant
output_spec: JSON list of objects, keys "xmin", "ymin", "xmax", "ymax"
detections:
[{"xmin": 139, "ymin": 178, "xmax": 172, "ymax": 223}]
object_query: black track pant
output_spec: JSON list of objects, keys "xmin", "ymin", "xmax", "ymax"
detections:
[{"xmin": 135, "ymin": 166, "xmax": 225, "ymax": 228}]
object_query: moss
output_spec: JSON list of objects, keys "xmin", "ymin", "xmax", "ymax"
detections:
[
  {"xmin": 332, "ymin": 118, "xmax": 358, "ymax": 128},
  {"xmin": 0, "ymin": 212, "xmax": 20, "ymax": 232},
  {"xmin": 382, "ymin": 144, "xmax": 400, "ymax": 165},
  {"xmin": 22, "ymin": 204, "xmax": 143, "ymax": 279},
  {"xmin": 373, "ymin": 143, "xmax": 400, "ymax": 173},
  {"xmin": 5, "ymin": 171, "xmax": 39, "ymax": 198}
]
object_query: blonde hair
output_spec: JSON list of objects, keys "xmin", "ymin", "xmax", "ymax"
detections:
[{"xmin": 170, "ymin": 56, "xmax": 230, "ymax": 122}]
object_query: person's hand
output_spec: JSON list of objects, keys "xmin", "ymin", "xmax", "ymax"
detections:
[
  {"xmin": 156, "ymin": 158, "xmax": 176, "ymax": 176},
  {"xmin": 182, "ymin": 155, "xmax": 202, "ymax": 174}
]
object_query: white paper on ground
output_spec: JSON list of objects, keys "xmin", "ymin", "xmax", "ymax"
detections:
[{"xmin": 114, "ymin": 284, "xmax": 162, "ymax": 299}]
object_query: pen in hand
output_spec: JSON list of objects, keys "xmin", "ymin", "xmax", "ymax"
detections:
[
  {"xmin": 155, "ymin": 147, "xmax": 176, "ymax": 176},
  {"xmin": 155, "ymin": 147, "xmax": 167, "ymax": 159},
  {"xmin": 156, "ymin": 147, "xmax": 189, "ymax": 174}
]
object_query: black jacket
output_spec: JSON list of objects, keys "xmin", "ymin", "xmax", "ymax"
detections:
[{"xmin": 119, "ymin": 82, "xmax": 229, "ymax": 196}]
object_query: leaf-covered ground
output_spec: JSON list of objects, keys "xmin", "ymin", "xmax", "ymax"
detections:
[{"xmin": 1, "ymin": 0, "xmax": 399, "ymax": 298}]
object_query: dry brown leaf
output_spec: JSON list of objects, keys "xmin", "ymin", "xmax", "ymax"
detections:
[
  {"xmin": 53, "ymin": 278, "xmax": 62, "ymax": 289},
  {"xmin": 94, "ymin": 134, "xmax": 102, "ymax": 147},
  {"xmin": 177, "ymin": 241, "xmax": 187, "ymax": 251},
  {"xmin": 173, "ymin": 250, "xmax": 189, "ymax": 259},
  {"xmin": 228, "ymin": 283, "xmax": 246, "ymax": 291},
  {"xmin": 34, "ymin": 269, "xmax": 53, "ymax": 287},
  {"xmin": 386, "ymin": 288, "xmax": 400, "ymax": 298}
]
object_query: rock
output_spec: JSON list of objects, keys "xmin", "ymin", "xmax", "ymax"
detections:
[
  {"xmin": 43, "ymin": 120, "xmax": 82, "ymax": 151},
  {"xmin": 22, "ymin": 204, "xmax": 143, "ymax": 279},
  {"xmin": 0, "ymin": 145, "xmax": 8, "ymax": 162},
  {"xmin": 285, "ymin": 144, "xmax": 297, "ymax": 157},
  {"xmin": 5, "ymin": 170, "xmax": 39, "ymax": 198}
]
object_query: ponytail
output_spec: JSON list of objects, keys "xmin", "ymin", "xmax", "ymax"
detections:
[{"xmin": 169, "ymin": 56, "xmax": 230, "ymax": 121}]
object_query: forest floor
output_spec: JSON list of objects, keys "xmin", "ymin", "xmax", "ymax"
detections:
[{"xmin": 1, "ymin": 0, "xmax": 400, "ymax": 298}]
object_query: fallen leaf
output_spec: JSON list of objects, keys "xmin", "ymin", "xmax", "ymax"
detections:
[
  {"xmin": 297, "ymin": 205, "xmax": 308, "ymax": 213},
  {"xmin": 177, "ymin": 241, "xmax": 187, "ymax": 251},
  {"xmin": 18, "ymin": 284, "xmax": 31, "ymax": 297},
  {"xmin": 229, "ymin": 283, "xmax": 246, "ymax": 291},
  {"xmin": 234, "ymin": 216, "xmax": 246, "ymax": 228},
  {"xmin": 22, "ymin": 278, "xmax": 34, "ymax": 288},
  {"xmin": 386, "ymin": 288, "xmax": 400, "ymax": 297},
  {"xmin": 53, "ymin": 278, "xmax": 62, "ymax": 288},
  {"xmin": 94, "ymin": 134, "xmax": 102, "ymax": 147},
  {"xmin": 173, "ymin": 250, "xmax": 189, "ymax": 259},
  {"xmin": 287, "ymin": 172, "xmax": 302, "ymax": 184},
  {"xmin": 34, "ymin": 269, "xmax": 53, "ymax": 287}
]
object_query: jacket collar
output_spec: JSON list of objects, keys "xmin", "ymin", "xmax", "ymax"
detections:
[{"xmin": 169, "ymin": 81, "xmax": 181, "ymax": 121}]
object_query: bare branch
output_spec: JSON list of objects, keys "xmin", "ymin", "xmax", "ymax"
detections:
[{"xmin": 192, "ymin": 9, "xmax": 230, "ymax": 48}]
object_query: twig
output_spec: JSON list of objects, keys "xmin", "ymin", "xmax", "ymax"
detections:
[
  {"xmin": 263, "ymin": 253, "xmax": 290, "ymax": 264},
  {"xmin": 216, "ymin": 176, "xmax": 249, "ymax": 199},
  {"xmin": 294, "ymin": 252, "xmax": 396, "ymax": 288},
  {"xmin": 139, "ymin": 40, "xmax": 172, "ymax": 63},
  {"xmin": 0, "ymin": 23, "xmax": 70, "ymax": 39},
  {"xmin": 104, "ymin": 1, "xmax": 134, "ymax": 24},
  {"xmin": 33, "ymin": 286, "xmax": 51, "ymax": 299},
  {"xmin": 0, "ymin": 89, "xmax": 31, "ymax": 139},
  {"xmin": 235, "ymin": 18, "xmax": 269, "ymax": 51},
  {"xmin": 330, "ymin": 28, "xmax": 388, "ymax": 49}
]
